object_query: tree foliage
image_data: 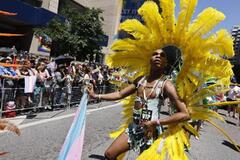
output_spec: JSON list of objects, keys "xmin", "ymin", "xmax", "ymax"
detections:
[{"xmin": 34, "ymin": 6, "xmax": 105, "ymax": 61}]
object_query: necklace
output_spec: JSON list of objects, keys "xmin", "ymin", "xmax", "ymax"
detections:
[{"xmin": 143, "ymin": 75, "xmax": 164, "ymax": 101}]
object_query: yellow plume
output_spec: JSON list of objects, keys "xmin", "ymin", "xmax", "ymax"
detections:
[
  {"xmin": 138, "ymin": 1, "xmax": 166, "ymax": 48},
  {"xmin": 160, "ymin": 0, "xmax": 176, "ymax": 35},
  {"xmin": 204, "ymin": 29, "xmax": 234, "ymax": 58},
  {"xmin": 106, "ymin": 0, "xmax": 237, "ymax": 159},
  {"xmin": 119, "ymin": 19, "xmax": 149, "ymax": 40},
  {"xmin": 175, "ymin": 0, "xmax": 198, "ymax": 43},
  {"xmin": 187, "ymin": 7, "xmax": 225, "ymax": 39}
]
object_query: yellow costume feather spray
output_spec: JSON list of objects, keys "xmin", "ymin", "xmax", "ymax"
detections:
[{"xmin": 106, "ymin": 0, "xmax": 239, "ymax": 159}]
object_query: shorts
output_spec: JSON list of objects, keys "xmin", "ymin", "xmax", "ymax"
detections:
[{"xmin": 125, "ymin": 122, "xmax": 163, "ymax": 154}]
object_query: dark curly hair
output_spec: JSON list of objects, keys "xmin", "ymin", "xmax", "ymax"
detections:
[{"xmin": 162, "ymin": 45, "xmax": 182, "ymax": 74}]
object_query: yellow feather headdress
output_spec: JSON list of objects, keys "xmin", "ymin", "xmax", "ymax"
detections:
[{"xmin": 106, "ymin": 0, "xmax": 239, "ymax": 159}]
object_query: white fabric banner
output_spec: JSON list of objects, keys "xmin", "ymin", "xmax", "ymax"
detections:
[{"xmin": 24, "ymin": 76, "xmax": 37, "ymax": 93}]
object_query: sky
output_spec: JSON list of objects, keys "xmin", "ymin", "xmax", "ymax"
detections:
[{"xmin": 174, "ymin": 0, "xmax": 240, "ymax": 33}]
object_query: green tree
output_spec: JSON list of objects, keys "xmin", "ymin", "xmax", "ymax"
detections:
[{"xmin": 34, "ymin": 6, "xmax": 105, "ymax": 61}]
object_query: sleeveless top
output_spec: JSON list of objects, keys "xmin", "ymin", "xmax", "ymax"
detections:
[
  {"xmin": 125, "ymin": 76, "xmax": 167, "ymax": 153},
  {"xmin": 134, "ymin": 76, "xmax": 167, "ymax": 122}
]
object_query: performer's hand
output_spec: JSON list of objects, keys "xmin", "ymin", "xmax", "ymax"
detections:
[
  {"xmin": 86, "ymin": 84, "xmax": 96, "ymax": 99},
  {"xmin": 0, "ymin": 120, "xmax": 21, "ymax": 136},
  {"xmin": 140, "ymin": 120, "xmax": 156, "ymax": 139}
]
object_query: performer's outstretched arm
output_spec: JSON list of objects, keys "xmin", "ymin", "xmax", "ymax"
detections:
[{"xmin": 87, "ymin": 83, "xmax": 137, "ymax": 101}]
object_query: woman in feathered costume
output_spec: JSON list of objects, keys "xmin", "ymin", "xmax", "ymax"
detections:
[
  {"xmin": 88, "ymin": 0, "xmax": 239, "ymax": 159},
  {"xmin": 89, "ymin": 45, "xmax": 189, "ymax": 159}
]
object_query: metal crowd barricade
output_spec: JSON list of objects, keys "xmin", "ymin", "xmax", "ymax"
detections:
[
  {"xmin": 0, "ymin": 87, "xmax": 36, "ymax": 118},
  {"xmin": 70, "ymin": 86, "xmax": 82, "ymax": 105},
  {"xmin": 0, "ymin": 79, "xmax": 16, "ymax": 118},
  {"xmin": 0, "ymin": 78, "xmax": 26, "ymax": 118},
  {"xmin": 0, "ymin": 87, "xmax": 17, "ymax": 118},
  {"xmin": 51, "ymin": 86, "xmax": 68, "ymax": 107},
  {"xmin": 0, "ymin": 80, "xmax": 119, "ymax": 118}
]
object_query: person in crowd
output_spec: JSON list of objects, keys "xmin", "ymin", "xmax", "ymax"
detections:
[
  {"xmin": 87, "ymin": 46, "xmax": 190, "ymax": 159},
  {"xmin": 65, "ymin": 70, "xmax": 74, "ymax": 107},
  {"xmin": 54, "ymin": 64, "xmax": 67, "ymax": 106},
  {"xmin": 0, "ymin": 57, "xmax": 19, "ymax": 87},
  {"xmin": 215, "ymin": 92, "xmax": 225, "ymax": 113},
  {"xmin": 68, "ymin": 63, "xmax": 76, "ymax": 78},
  {"xmin": 82, "ymin": 65, "xmax": 93, "ymax": 85},
  {"xmin": 227, "ymin": 84, "xmax": 240, "ymax": 126},
  {"xmin": 36, "ymin": 62, "xmax": 52, "ymax": 108},
  {"xmin": 92, "ymin": 65, "xmax": 99, "ymax": 82},
  {"xmin": 25, "ymin": 60, "xmax": 38, "ymax": 105},
  {"xmin": 29, "ymin": 59, "xmax": 38, "ymax": 74},
  {"xmin": 15, "ymin": 60, "xmax": 35, "ymax": 113},
  {"xmin": 71, "ymin": 64, "xmax": 83, "ymax": 87},
  {"xmin": 106, "ymin": 69, "xmax": 117, "ymax": 93},
  {"xmin": 102, "ymin": 66, "xmax": 110, "ymax": 94},
  {"xmin": 47, "ymin": 59, "xmax": 57, "ymax": 77},
  {"xmin": 0, "ymin": 57, "xmax": 19, "ymax": 114},
  {"xmin": 97, "ymin": 67, "xmax": 104, "ymax": 95},
  {"xmin": 227, "ymin": 85, "xmax": 240, "ymax": 118}
]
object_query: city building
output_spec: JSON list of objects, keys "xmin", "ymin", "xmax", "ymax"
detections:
[
  {"xmin": 0, "ymin": 0, "xmax": 66, "ymax": 57},
  {"xmin": 231, "ymin": 25, "xmax": 240, "ymax": 83},
  {"xmin": 1, "ymin": 0, "xmax": 115, "ymax": 57},
  {"xmin": 0, "ymin": 0, "xmax": 160, "ymax": 58},
  {"xmin": 74, "ymin": 0, "xmax": 160, "ymax": 56},
  {"xmin": 232, "ymin": 25, "xmax": 240, "ymax": 56},
  {"xmin": 73, "ymin": 0, "xmax": 123, "ymax": 55}
]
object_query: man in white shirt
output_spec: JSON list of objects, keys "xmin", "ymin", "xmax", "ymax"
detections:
[{"xmin": 227, "ymin": 86, "xmax": 240, "ymax": 119}]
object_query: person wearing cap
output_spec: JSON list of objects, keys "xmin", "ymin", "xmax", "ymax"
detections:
[
  {"xmin": 87, "ymin": 46, "xmax": 189, "ymax": 159},
  {"xmin": 0, "ymin": 57, "xmax": 19, "ymax": 87}
]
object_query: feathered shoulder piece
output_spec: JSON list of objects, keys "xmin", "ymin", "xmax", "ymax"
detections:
[{"xmin": 106, "ymin": 0, "xmax": 239, "ymax": 159}]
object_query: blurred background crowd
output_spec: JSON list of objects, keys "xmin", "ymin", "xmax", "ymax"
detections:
[{"xmin": 0, "ymin": 49, "xmax": 121, "ymax": 117}]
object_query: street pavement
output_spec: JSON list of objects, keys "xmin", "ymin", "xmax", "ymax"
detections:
[{"xmin": 0, "ymin": 101, "xmax": 239, "ymax": 160}]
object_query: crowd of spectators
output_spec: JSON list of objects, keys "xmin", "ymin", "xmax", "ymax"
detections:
[{"xmin": 0, "ymin": 52, "xmax": 120, "ymax": 117}]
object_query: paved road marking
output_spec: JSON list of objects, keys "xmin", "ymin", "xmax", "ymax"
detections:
[
  {"xmin": 4, "ymin": 116, "xmax": 26, "ymax": 126},
  {"xmin": 0, "ymin": 103, "xmax": 122, "ymax": 134},
  {"xmin": 14, "ymin": 102, "xmax": 122, "ymax": 130}
]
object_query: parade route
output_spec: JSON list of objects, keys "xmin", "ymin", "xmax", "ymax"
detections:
[{"xmin": 0, "ymin": 102, "xmax": 239, "ymax": 160}]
